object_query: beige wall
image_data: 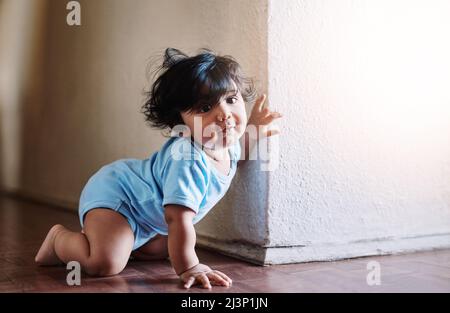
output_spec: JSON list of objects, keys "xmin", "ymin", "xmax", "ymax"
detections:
[
  {"xmin": 0, "ymin": 0, "xmax": 268, "ymax": 217},
  {"xmin": 0, "ymin": 0, "xmax": 48, "ymax": 198}
]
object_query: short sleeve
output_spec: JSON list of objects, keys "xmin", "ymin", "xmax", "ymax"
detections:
[{"xmin": 161, "ymin": 156, "xmax": 209, "ymax": 214}]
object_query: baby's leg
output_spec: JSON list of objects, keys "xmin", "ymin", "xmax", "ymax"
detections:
[
  {"xmin": 131, "ymin": 234, "xmax": 168, "ymax": 261},
  {"xmin": 35, "ymin": 208, "xmax": 134, "ymax": 276}
]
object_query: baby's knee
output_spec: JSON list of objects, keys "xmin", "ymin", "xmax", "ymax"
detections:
[{"xmin": 86, "ymin": 256, "xmax": 127, "ymax": 277}]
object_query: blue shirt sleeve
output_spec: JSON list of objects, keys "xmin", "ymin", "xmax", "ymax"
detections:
[{"xmin": 161, "ymin": 155, "xmax": 209, "ymax": 214}]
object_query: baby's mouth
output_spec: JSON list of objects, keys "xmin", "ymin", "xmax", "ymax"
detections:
[{"xmin": 221, "ymin": 122, "xmax": 236, "ymax": 132}]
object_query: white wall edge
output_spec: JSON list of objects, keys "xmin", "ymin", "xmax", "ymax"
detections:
[{"xmin": 197, "ymin": 233, "xmax": 450, "ymax": 265}]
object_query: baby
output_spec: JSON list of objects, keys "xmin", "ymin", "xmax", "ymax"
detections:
[{"xmin": 35, "ymin": 48, "xmax": 282, "ymax": 289}]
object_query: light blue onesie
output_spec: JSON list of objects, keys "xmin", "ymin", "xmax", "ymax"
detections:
[{"xmin": 78, "ymin": 136, "xmax": 241, "ymax": 250}]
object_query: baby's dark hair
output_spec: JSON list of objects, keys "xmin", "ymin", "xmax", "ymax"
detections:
[{"xmin": 141, "ymin": 48, "xmax": 256, "ymax": 130}]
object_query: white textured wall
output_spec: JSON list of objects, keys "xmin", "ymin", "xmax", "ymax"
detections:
[{"xmin": 263, "ymin": 0, "xmax": 450, "ymax": 263}]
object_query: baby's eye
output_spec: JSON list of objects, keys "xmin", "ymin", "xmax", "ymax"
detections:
[
  {"xmin": 199, "ymin": 104, "xmax": 213, "ymax": 113},
  {"xmin": 226, "ymin": 96, "xmax": 238, "ymax": 104}
]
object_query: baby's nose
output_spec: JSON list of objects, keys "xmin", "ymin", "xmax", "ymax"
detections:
[
  {"xmin": 217, "ymin": 114, "xmax": 230, "ymax": 122},
  {"xmin": 217, "ymin": 109, "xmax": 231, "ymax": 122}
]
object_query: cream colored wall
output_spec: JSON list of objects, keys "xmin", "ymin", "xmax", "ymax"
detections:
[
  {"xmin": 0, "ymin": 0, "xmax": 48, "ymax": 197},
  {"xmin": 0, "ymin": 0, "xmax": 268, "ymax": 223}
]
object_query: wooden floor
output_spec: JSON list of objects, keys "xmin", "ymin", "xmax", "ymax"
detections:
[{"xmin": 0, "ymin": 194, "xmax": 449, "ymax": 293}]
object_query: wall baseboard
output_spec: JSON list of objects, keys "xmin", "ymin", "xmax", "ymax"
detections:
[
  {"xmin": 196, "ymin": 232, "xmax": 450, "ymax": 265},
  {"xmin": 0, "ymin": 187, "xmax": 78, "ymax": 213}
]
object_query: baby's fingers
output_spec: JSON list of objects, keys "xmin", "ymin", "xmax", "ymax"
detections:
[
  {"xmin": 184, "ymin": 276, "xmax": 195, "ymax": 289},
  {"xmin": 198, "ymin": 273, "xmax": 212, "ymax": 289},
  {"xmin": 184, "ymin": 274, "xmax": 211, "ymax": 289},
  {"xmin": 212, "ymin": 270, "xmax": 233, "ymax": 286},
  {"xmin": 262, "ymin": 112, "xmax": 283, "ymax": 124},
  {"xmin": 252, "ymin": 94, "xmax": 267, "ymax": 113},
  {"xmin": 208, "ymin": 272, "xmax": 230, "ymax": 287},
  {"xmin": 270, "ymin": 111, "xmax": 283, "ymax": 118}
]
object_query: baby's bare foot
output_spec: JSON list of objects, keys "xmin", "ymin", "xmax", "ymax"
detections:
[{"xmin": 34, "ymin": 224, "xmax": 66, "ymax": 266}]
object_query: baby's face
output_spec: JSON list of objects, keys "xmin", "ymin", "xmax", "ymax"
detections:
[{"xmin": 180, "ymin": 88, "xmax": 247, "ymax": 150}]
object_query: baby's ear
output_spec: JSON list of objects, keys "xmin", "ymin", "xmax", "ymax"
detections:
[{"xmin": 163, "ymin": 48, "xmax": 188, "ymax": 68}]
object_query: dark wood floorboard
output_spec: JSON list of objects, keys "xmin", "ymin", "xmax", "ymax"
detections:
[{"xmin": 0, "ymin": 195, "xmax": 449, "ymax": 292}]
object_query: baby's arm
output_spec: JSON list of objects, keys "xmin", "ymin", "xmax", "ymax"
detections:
[
  {"xmin": 164, "ymin": 204, "xmax": 199, "ymax": 274},
  {"xmin": 238, "ymin": 94, "xmax": 282, "ymax": 166},
  {"xmin": 164, "ymin": 204, "xmax": 232, "ymax": 289}
]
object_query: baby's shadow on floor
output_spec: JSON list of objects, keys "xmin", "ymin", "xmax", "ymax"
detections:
[
  {"xmin": 139, "ymin": 276, "xmax": 186, "ymax": 291},
  {"xmin": 82, "ymin": 271, "xmax": 183, "ymax": 292},
  {"xmin": 124, "ymin": 259, "xmax": 188, "ymax": 291},
  {"xmin": 35, "ymin": 262, "xmax": 183, "ymax": 292}
]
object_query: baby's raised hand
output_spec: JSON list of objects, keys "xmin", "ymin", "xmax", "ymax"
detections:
[
  {"xmin": 247, "ymin": 94, "xmax": 283, "ymax": 138},
  {"xmin": 179, "ymin": 263, "xmax": 232, "ymax": 289}
]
